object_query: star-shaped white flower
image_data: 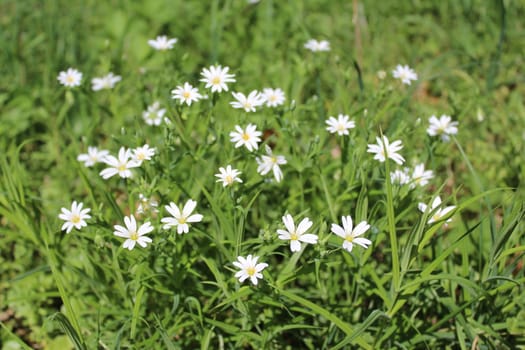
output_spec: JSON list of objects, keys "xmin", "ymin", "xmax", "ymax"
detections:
[
  {"xmin": 148, "ymin": 35, "xmax": 177, "ymax": 50},
  {"xmin": 113, "ymin": 215, "xmax": 153, "ymax": 250},
  {"xmin": 410, "ymin": 163, "xmax": 434, "ymax": 188},
  {"xmin": 277, "ymin": 214, "xmax": 318, "ymax": 252},
  {"xmin": 427, "ymin": 115, "xmax": 459, "ymax": 142},
  {"xmin": 132, "ymin": 144, "xmax": 156, "ymax": 165},
  {"xmin": 232, "ymin": 255, "xmax": 268, "ymax": 285},
  {"xmin": 390, "ymin": 168, "xmax": 410, "ymax": 185},
  {"xmin": 57, "ymin": 68, "xmax": 82, "ymax": 87},
  {"xmin": 229, "ymin": 124, "xmax": 262, "ymax": 152},
  {"xmin": 161, "ymin": 199, "xmax": 203, "ymax": 234},
  {"xmin": 200, "ymin": 65, "xmax": 236, "ymax": 93},
  {"xmin": 392, "ymin": 65, "xmax": 418, "ymax": 85},
  {"xmin": 99, "ymin": 147, "xmax": 141, "ymax": 179},
  {"xmin": 325, "ymin": 114, "xmax": 356, "ymax": 136},
  {"xmin": 418, "ymin": 196, "xmax": 455, "ymax": 225},
  {"xmin": 91, "ymin": 72, "xmax": 122, "ymax": 91},
  {"xmin": 367, "ymin": 135, "xmax": 405, "ymax": 165},
  {"xmin": 261, "ymin": 88, "xmax": 285, "ymax": 107},
  {"xmin": 256, "ymin": 145, "xmax": 287, "ymax": 182},
  {"xmin": 142, "ymin": 102, "xmax": 167, "ymax": 126},
  {"xmin": 171, "ymin": 82, "xmax": 202, "ymax": 106},
  {"xmin": 230, "ymin": 91, "xmax": 265, "ymax": 112},
  {"xmin": 331, "ymin": 216, "xmax": 371, "ymax": 253},
  {"xmin": 304, "ymin": 39, "xmax": 331, "ymax": 52},
  {"xmin": 77, "ymin": 146, "xmax": 110, "ymax": 167},
  {"xmin": 215, "ymin": 165, "xmax": 243, "ymax": 187},
  {"xmin": 58, "ymin": 201, "xmax": 91, "ymax": 234}
]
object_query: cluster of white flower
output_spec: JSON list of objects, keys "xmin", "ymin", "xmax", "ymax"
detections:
[
  {"xmin": 390, "ymin": 163, "xmax": 434, "ymax": 189},
  {"xmin": 57, "ymin": 68, "xmax": 122, "ymax": 91}
]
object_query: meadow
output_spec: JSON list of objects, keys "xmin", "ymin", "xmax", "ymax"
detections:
[{"xmin": 1, "ymin": 0, "xmax": 524, "ymax": 349}]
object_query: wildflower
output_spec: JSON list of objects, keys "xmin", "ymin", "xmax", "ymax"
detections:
[
  {"xmin": 57, "ymin": 68, "xmax": 82, "ymax": 87},
  {"xmin": 58, "ymin": 201, "xmax": 91, "ymax": 234},
  {"xmin": 410, "ymin": 163, "xmax": 434, "ymax": 188},
  {"xmin": 132, "ymin": 144, "xmax": 156, "ymax": 165},
  {"xmin": 325, "ymin": 114, "xmax": 356, "ymax": 136},
  {"xmin": 77, "ymin": 146, "xmax": 110, "ymax": 167},
  {"xmin": 377, "ymin": 70, "xmax": 387, "ymax": 80},
  {"xmin": 171, "ymin": 82, "xmax": 202, "ymax": 106},
  {"xmin": 427, "ymin": 115, "xmax": 459, "ymax": 142},
  {"xmin": 256, "ymin": 145, "xmax": 287, "ymax": 182},
  {"xmin": 367, "ymin": 135, "xmax": 405, "ymax": 165},
  {"xmin": 304, "ymin": 39, "xmax": 330, "ymax": 52},
  {"xmin": 331, "ymin": 216, "xmax": 372, "ymax": 253},
  {"xmin": 261, "ymin": 88, "xmax": 285, "ymax": 107},
  {"xmin": 148, "ymin": 35, "xmax": 177, "ymax": 50},
  {"xmin": 142, "ymin": 102, "xmax": 167, "ymax": 126},
  {"xmin": 99, "ymin": 147, "xmax": 141, "ymax": 179},
  {"xmin": 161, "ymin": 199, "xmax": 203, "ymax": 234},
  {"xmin": 91, "ymin": 72, "xmax": 122, "ymax": 91},
  {"xmin": 136, "ymin": 194, "xmax": 159, "ymax": 215},
  {"xmin": 200, "ymin": 65, "xmax": 236, "ymax": 93},
  {"xmin": 277, "ymin": 214, "xmax": 318, "ymax": 252},
  {"xmin": 215, "ymin": 165, "xmax": 242, "ymax": 187},
  {"xmin": 230, "ymin": 91, "xmax": 265, "ymax": 112},
  {"xmin": 418, "ymin": 196, "xmax": 455, "ymax": 225},
  {"xmin": 232, "ymin": 255, "xmax": 268, "ymax": 285},
  {"xmin": 390, "ymin": 168, "xmax": 410, "ymax": 185},
  {"xmin": 392, "ymin": 65, "xmax": 418, "ymax": 85},
  {"xmin": 113, "ymin": 215, "xmax": 153, "ymax": 250},
  {"xmin": 230, "ymin": 124, "xmax": 262, "ymax": 152}
]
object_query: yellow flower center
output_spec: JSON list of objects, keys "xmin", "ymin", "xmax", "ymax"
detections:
[
  {"xmin": 118, "ymin": 164, "xmax": 127, "ymax": 172},
  {"xmin": 178, "ymin": 217, "xmax": 186, "ymax": 224},
  {"xmin": 271, "ymin": 156, "xmax": 277, "ymax": 164},
  {"xmin": 246, "ymin": 267, "xmax": 256, "ymax": 276},
  {"xmin": 242, "ymin": 133, "xmax": 250, "ymax": 141},
  {"xmin": 243, "ymin": 102, "xmax": 252, "ymax": 109},
  {"xmin": 432, "ymin": 213, "xmax": 441, "ymax": 222},
  {"xmin": 183, "ymin": 91, "xmax": 191, "ymax": 99},
  {"xmin": 225, "ymin": 175, "xmax": 233, "ymax": 184},
  {"xmin": 212, "ymin": 77, "xmax": 221, "ymax": 85},
  {"xmin": 269, "ymin": 95, "xmax": 277, "ymax": 102},
  {"xmin": 345, "ymin": 235, "xmax": 354, "ymax": 243},
  {"xmin": 136, "ymin": 153, "xmax": 145, "ymax": 160},
  {"xmin": 66, "ymin": 75, "xmax": 75, "ymax": 83},
  {"xmin": 130, "ymin": 232, "xmax": 138, "ymax": 241},
  {"xmin": 71, "ymin": 215, "xmax": 81, "ymax": 224},
  {"xmin": 337, "ymin": 124, "xmax": 346, "ymax": 132},
  {"xmin": 290, "ymin": 232, "xmax": 298, "ymax": 241}
]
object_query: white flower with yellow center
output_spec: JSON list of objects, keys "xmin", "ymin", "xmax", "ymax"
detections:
[
  {"xmin": 142, "ymin": 102, "xmax": 166, "ymax": 126},
  {"xmin": 57, "ymin": 68, "xmax": 83, "ymax": 87},
  {"xmin": 229, "ymin": 124, "xmax": 262, "ymax": 152},
  {"xmin": 331, "ymin": 216, "xmax": 371, "ymax": 253},
  {"xmin": 232, "ymin": 255, "xmax": 268, "ymax": 285},
  {"xmin": 99, "ymin": 147, "xmax": 141, "ymax": 179},
  {"xmin": 91, "ymin": 72, "xmax": 122, "ymax": 91},
  {"xmin": 200, "ymin": 65, "xmax": 236, "ymax": 93},
  {"xmin": 427, "ymin": 115, "xmax": 459, "ymax": 142},
  {"xmin": 304, "ymin": 39, "xmax": 330, "ymax": 52},
  {"xmin": 325, "ymin": 114, "xmax": 356, "ymax": 136},
  {"xmin": 410, "ymin": 163, "xmax": 434, "ymax": 188},
  {"xmin": 161, "ymin": 199, "xmax": 203, "ymax": 234},
  {"xmin": 148, "ymin": 35, "xmax": 177, "ymax": 50},
  {"xmin": 277, "ymin": 214, "xmax": 318, "ymax": 252},
  {"xmin": 367, "ymin": 135, "xmax": 405, "ymax": 165},
  {"xmin": 171, "ymin": 82, "xmax": 202, "ymax": 106},
  {"xmin": 256, "ymin": 145, "xmax": 287, "ymax": 182},
  {"xmin": 132, "ymin": 144, "xmax": 156, "ymax": 165},
  {"xmin": 58, "ymin": 201, "xmax": 91, "ymax": 234},
  {"xmin": 215, "ymin": 165, "xmax": 243, "ymax": 187},
  {"xmin": 77, "ymin": 146, "xmax": 109, "ymax": 167},
  {"xmin": 392, "ymin": 64, "xmax": 418, "ymax": 85},
  {"xmin": 113, "ymin": 215, "xmax": 153, "ymax": 250},
  {"xmin": 230, "ymin": 91, "xmax": 265, "ymax": 112},
  {"xmin": 390, "ymin": 168, "xmax": 410, "ymax": 185},
  {"xmin": 261, "ymin": 88, "xmax": 285, "ymax": 107},
  {"xmin": 418, "ymin": 196, "xmax": 455, "ymax": 225}
]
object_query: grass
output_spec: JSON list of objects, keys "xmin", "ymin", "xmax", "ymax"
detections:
[{"xmin": 1, "ymin": 0, "xmax": 524, "ymax": 349}]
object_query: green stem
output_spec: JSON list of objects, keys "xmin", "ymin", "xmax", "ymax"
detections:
[{"xmin": 384, "ymin": 151, "xmax": 400, "ymax": 293}]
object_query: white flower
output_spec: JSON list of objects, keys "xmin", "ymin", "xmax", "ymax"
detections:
[
  {"xmin": 230, "ymin": 91, "xmax": 265, "ymax": 112},
  {"xmin": 304, "ymin": 39, "xmax": 330, "ymax": 52},
  {"xmin": 256, "ymin": 145, "xmax": 287, "ymax": 182},
  {"xmin": 58, "ymin": 201, "xmax": 91, "ymax": 234},
  {"xmin": 418, "ymin": 196, "xmax": 455, "ymax": 225},
  {"xmin": 91, "ymin": 72, "xmax": 122, "ymax": 91},
  {"xmin": 390, "ymin": 168, "xmax": 410, "ymax": 185},
  {"xmin": 57, "ymin": 68, "xmax": 82, "ymax": 87},
  {"xmin": 171, "ymin": 82, "xmax": 202, "ymax": 106},
  {"xmin": 132, "ymin": 144, "xmax": 156, "ymax": 164},
  {"xmin": 277, "ymin": 214, "xmax": 318, "ymax": 252},
  {"xmin": 136, "ymin": 194, "xmax": 159, "ymax": 215},
  {"xmin": 331, "ymin": 216, "xmax": 372, "ymax": 253},
  {"xmin": 161, "ymin": 200, "xmax": 203, "ymax": 234},
  {"xmin": 229, "ymin": 124, "xmax": 262, "ymax": 152},
  {"xmin": 99, "ymin": 147, "xmax": 141, "ymax": 179},
  {"xmin": 148, "ymin": 35, "xmax": 177, "ymax": 50},
  {"xmin": 392, "ymin": 65, "xmax": 418, "ymax": 85},
  {"xmin": 410, "ymin": 163, "xmax": 434, "ymax": 188},
  {"xmin": 261, "ymin": 88, "xmax": 285, "ymax": 107},
  {"xmin": 142, "ymin": 102, "xmax": 167, "ymax": 126},
  {"xmin": 113, "ymin": 215, "xmax": 153, "ymax": 250},
  {"xmin": 77, "ymin": 146, "xmax": 109, "ymax": 167},
  {"xmin": 367, "ymin": 135, "xmax": 405, "ymax": 165},
  {"xmin": 200, "ymin": 65, "xmax": 236, "ymax": 93},
  {"xmin": 427, "ymin": 115, "xmax": 459, "ymax": 142},
  {"xmin": 215, "ymin": 165, "xmax": 242, "ymax": 187},
  {"xmin": 232, "ymin": 255, "xmax": 268, "ymax": 285},
  {"xmin": 325, "ymin": 114, "xmax": 356, "ymax": 136}
]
